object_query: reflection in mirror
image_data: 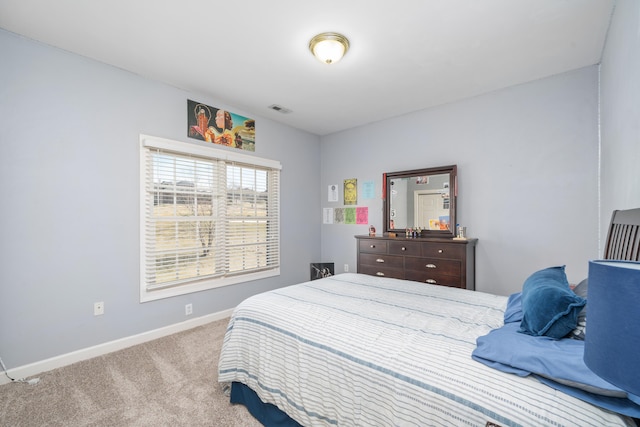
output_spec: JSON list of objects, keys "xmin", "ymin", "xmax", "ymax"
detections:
[{"xmin": 383, "ymin": 165, "xmax": 457, "ymax": 237}]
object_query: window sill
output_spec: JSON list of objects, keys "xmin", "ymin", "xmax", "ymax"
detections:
[{"xmin": 140, "ymin": 268, "xmax": 280, "ymax": 302}]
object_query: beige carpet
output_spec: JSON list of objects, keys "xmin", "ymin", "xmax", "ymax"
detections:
[{"xmin": 0, "ymin": 318, "xmax": 263, "ymax": 427}]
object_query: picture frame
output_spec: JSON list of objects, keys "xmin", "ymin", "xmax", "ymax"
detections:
[{"xmin": 310, "ymin": 263, "xmax": 334, "ymax": 280}]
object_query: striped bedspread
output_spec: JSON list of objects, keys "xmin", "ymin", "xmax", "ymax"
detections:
[{"xmin": 218, "ymin": 273, "xmax": 633, "ymax": 427}]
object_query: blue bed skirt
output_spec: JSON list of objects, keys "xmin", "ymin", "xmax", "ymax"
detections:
[{"xmin": 230, "ymin": 382, "xmax": 302, "ymax": 427}]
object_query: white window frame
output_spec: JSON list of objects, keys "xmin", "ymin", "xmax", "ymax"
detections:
[{"xmin": 139, "ymin": 134, "xmax": 281, "ymax": 302}]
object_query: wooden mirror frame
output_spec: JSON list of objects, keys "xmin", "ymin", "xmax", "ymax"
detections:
[{"xmin": 382, "ymin": 165, "xmax": 457, "ymax": 237}]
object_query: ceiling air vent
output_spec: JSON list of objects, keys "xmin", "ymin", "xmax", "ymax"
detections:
[{"xmin": 268, "ymin": 104, "xmax": 292, "ymax": 114}]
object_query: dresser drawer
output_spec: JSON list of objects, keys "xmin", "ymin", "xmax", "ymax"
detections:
[
  {"xmin": 358, "ymin": 264, "xmax": 404, "ymax": 280},
  {"xmin": 404, "ymin": 269, "xmax": 463, "ymax": 288},
  {"xmin": 421, "ymin": 242, "xmax": 465, "ymax": 259},
  {"xmin": 359, "ymin": 253, "xmax": 404, "ymax": 269},
  {"xmin": 404, "ymin": 257, "xmax": 461, "ymax": 277},
  {"xmin": 388, "ymin": 240, "xmax": 421, "ymax": 256},
  {"xmin": 358, "ymin": 239, "xmax": 388, "ymax": 254}
]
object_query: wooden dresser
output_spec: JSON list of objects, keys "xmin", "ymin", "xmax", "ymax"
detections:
[{"xmin": 355, "ymin": 235, "xmax": 477, "ymax": 290}]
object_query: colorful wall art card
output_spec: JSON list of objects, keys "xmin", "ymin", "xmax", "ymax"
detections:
[
  {"xmin": 334, "ymin": 208, "xmax": 345, "ymax": 224},
  {"xmin": 361, "ymin": 180, "xmax": 375, "ymax": 199},
  {"xmin": 344, "ymin": 178, "xmax": 357, "ymax": 205},
  {"xmin": 344, "ymin": 208, "xmax": 356, "ymax": 224},
  {"xmin": 187, "ymin": 99, "xmax": 255, "ymax": 151},
  {"xmin": 356, "ymin": 207, "xmax": 369, "ymax": 224}
]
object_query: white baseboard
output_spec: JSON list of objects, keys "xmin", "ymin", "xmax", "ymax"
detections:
[{"xmin": 0, "ymin": 308, "xmax": 234, "ymax": 386}]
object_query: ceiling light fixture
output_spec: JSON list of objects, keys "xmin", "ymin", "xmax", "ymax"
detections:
[{"xmin": 309, "ymin": 32, "xmax": 350, "ymax": 64}]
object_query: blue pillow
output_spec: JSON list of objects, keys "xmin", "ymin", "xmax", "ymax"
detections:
[
  {"xmin": 503, "ymin": 292, "xmax": 523, "ymax": 324},
  {"xmin": 519, "ymin": 266, "xmax": 586, "ymax": 339}
]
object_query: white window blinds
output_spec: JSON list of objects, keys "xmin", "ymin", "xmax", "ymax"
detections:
[{"xmin": 140, "ymin": 135, "xmax": 280, "ymax": 302}]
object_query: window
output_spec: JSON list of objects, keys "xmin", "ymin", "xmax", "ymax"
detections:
[{"xmin": 140, "ymin": 135, "xmax": 280, "ymax": 302}]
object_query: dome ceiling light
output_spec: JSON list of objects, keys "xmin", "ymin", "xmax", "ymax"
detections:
[{"xmin": 309, "ymin": 32, "xmax": 350, "ymax": 64}]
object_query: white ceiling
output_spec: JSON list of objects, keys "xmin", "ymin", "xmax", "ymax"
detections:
[{"xmin": 0, "ymin": 0, "xmax": 615, "ymax": 136}]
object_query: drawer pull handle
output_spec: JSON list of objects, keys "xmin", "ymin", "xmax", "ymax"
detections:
[
  {"xmin": 426, "ymin": 264, "xmax": 436, "ymax": 269},
  {"xmin": 426, "ymin": 279, "xmax": 437, "ymax": 284},
  {"xmin": 401, "ymin": 247, "xmax": 407, "ymax": 251},
  {"xmin": 376, "ymin": 272, "xmax": 385, "ymax": 276},
  {"xmin": 438, "ymin": 249, "xmax": 443, "ymax": 253},
  {"xmin": 376, "ymin": 258, "xmax": 385, "ymax": 263},
  {"xmin": 370, "ymin": 244, "xmax": 376, "ymax": 248}
]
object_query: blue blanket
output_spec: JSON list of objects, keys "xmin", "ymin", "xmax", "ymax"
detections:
[{"xmin": 472, "ymin": 294, "xmax": 640, "ymax": 418}]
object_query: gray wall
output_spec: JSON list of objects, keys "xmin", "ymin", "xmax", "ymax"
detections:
[
  {"xmin": 600, "ymin": 0, "xmax": 640, "ymax": 236},
  {"xmin": 0, "ymin": 29, "xmax": 321, "ymax": 368},
  {"xmin": 321, "ymin": 66, "xmax": 600, "ymax": 296}
]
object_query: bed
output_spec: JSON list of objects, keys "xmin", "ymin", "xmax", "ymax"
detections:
[{"xmin": 218, "ymin": 208, "xmax": 640, "ymax": 426}]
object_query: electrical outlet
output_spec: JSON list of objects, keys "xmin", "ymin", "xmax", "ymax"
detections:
[
  {"xmin": 185, "ymin": 303, "xmax": 193, "ymax": 316},
  {"xmin": 344, "ymin": 264, "xmax": 349, "ymax": 272},
  {"xmin": 94, "ymin": 302, "xmax": 104, "ymax": 316}
]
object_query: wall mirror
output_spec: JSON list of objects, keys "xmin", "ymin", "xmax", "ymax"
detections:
[{"xmin": 383, "ymin": 165, "xmax": 457, "ymax": 237}]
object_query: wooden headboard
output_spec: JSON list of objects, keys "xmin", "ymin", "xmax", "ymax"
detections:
[{"xmin": 603, "ymin": 208, "xmax": 640, "ymax": 261}]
